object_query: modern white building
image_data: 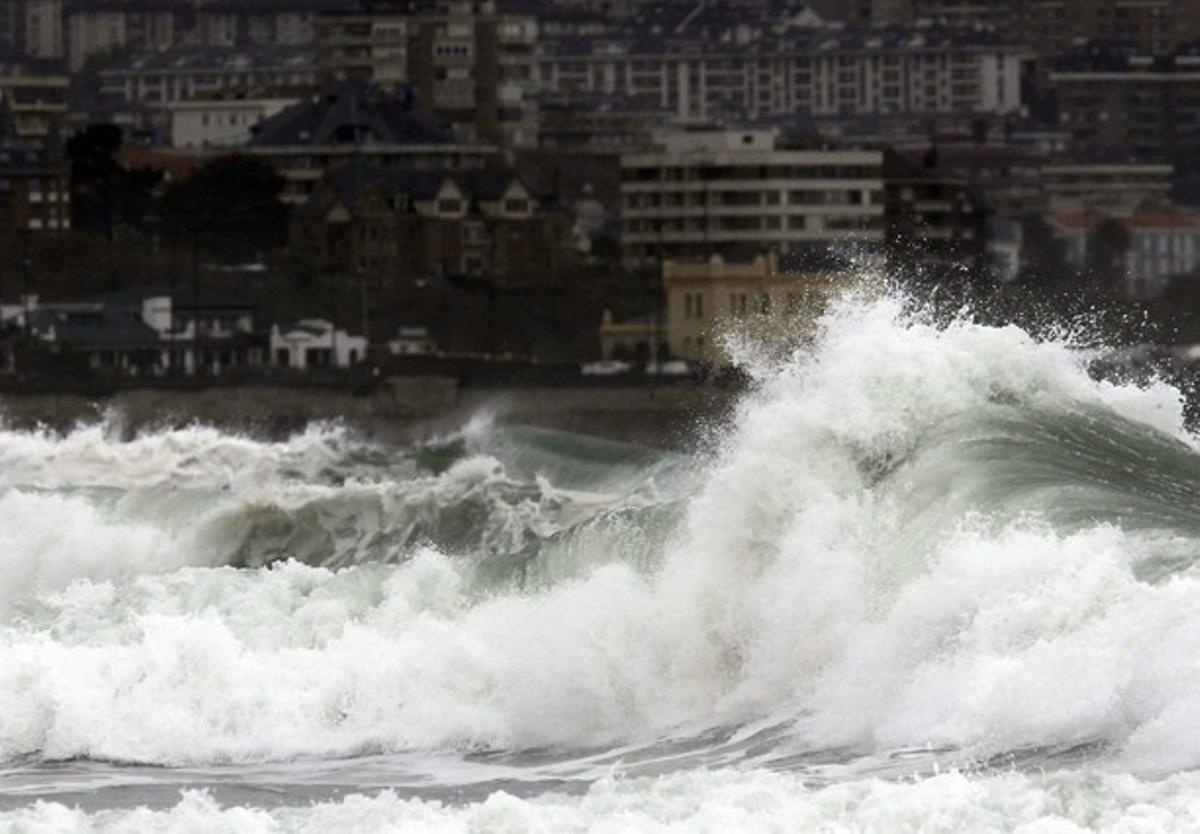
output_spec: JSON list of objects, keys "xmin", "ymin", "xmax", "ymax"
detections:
[
  {"xmin": 540, "ymin": 26, "xmax": 1027, "ymax": 124},
  {"xmin": 271, "ymin": 319, "xmax": 367, "ymax": 369},
  {"xmin": 620, "ymin": 128, "xmax": 885, "ymax": 268},
  {"xmin": 168, "ymin": 97, "xmax": 297, "ymax": 148},
  {"xmin": 1050, "ymin": 210, "xmax": 1200, "ymax": 299}
]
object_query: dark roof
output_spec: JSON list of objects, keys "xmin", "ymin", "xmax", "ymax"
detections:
[
  {"xmin": 249, "ymin": 79, "xmax": 451, "ymax": 147},
  {"xmin": 305, "ymin": 160, "xmax": 525, "ymax": 214},
  {"xmin": 100, "ymin": 45, "xmax": 314, "ymax": 75},
  {"xmin": 95, "ymin": 285, "xmax": 257, "ymax": 311},
  {"xmin": 31, "ymin": 309, "xmax": 162, "ymax": 349},
  {"xmin": 544, "ymin": 22, "xmax": 1022, "ymax": 59}
]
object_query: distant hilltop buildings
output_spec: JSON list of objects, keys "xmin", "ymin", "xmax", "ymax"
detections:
[{"xmin": 3, "ymin": 0, "xmax": 1200, "ymax": 373}]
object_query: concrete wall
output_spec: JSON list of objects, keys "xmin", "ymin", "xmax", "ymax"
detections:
[{"xmin": 0, "ymin": 376, "xmax": 737, "ymax": 449}]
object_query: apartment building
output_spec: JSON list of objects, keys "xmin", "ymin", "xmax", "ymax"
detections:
[
  {"xmin": 194, "ymin": 0, "xmax": 325, "ymax": 48},
  {"xmin": 663, "ymin": 250, "xmax": 856, "ymax": 365},
  {"xmin": 290, "ymin": 159, "xmax": 575, "ymax": 285},
  {"xmin": 1009, "ymin": 0, "xmax": 1200, "ymax": 69},
  {"xmin": 65, "ymin": 1, "xmax": 179, "ymax": 71},
  {"xmin": 0, "ymin": 123, "xmax": 70, "ymax": 237},
  {"xmin": 541, "ymin": 26, "xmax": 1026, "ymax": 124},
  {"xmin": 0, "ymin": 67, "xmax": 67, "ymax": 143},
  {"xmin": 883, "ymin": 149, "xmax": 988, "ymax": 275},
  {"xmin": 97, "ymin": 46, "xmax": 318, "ymax": 107},
  {"xmin": 1042, "ymin": 158, "xmax": 1174, "ymax": 216},
  {"xmin": 0, "ymin": 0, "xmax": 63, "ymax": 61},
  {"xmin": 1050, "ymin": 209, "xmax": 1200, "ymax": 300},
  {"xmin": 619, "ymin": 129, "xmax": 885, "ymax": 270},
  {"xmin": 1050, "ymin": 42, "xmax": 1200, "ymax": 158},
  {"xmin": 246, "ymin": 79, "xmax": 499, "ymax": 205},
  {"xmin": 406, "ymin": 0, "xmax": 540, "ymax": 147},
  {"xmin": 316, "ymin": 5, "xmax": 409, "ymax": 89}
]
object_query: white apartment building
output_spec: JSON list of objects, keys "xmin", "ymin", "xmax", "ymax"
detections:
[
  {"xmin": 621, "ymin": 129, "xmax": 885, "ymax": 268},
  {"xmin": 316, "ymin": 10, "xmax": 408, "ymax": 88},
  {"xmin": 22, "ymin": 0, "xmax": 63, "ymax": 60},
  {"xmin": 541, "ymin": 27, "xmax": 1026, "ymax": 124},
  {"xmin": 169, "ymin": 97, "xmax": 297, "ymax": 148},
  {"xmin": 1051, "ymin": 210, "xmax": 1200, "ymax": 299},
  {"xmin": 67, "ymin": 7, "xmax": 176, "ymax": 71},
  {"xmin": 97, "ymin": 47, "xmax": 317, "ymax": 107}
]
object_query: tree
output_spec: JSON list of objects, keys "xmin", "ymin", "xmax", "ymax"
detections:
[
  {"xmin": 66, "ymin": 124, "xmax": 161, "ymax": 238},
  {"xmin": 156, "ymin": 154, "xmax": 289, "ymax": 262},
  {"xmin": 1085, "ymin": 216, "xmax": 1132, "ymax": 299},
  {"xmin": 1014, "ymin": 212, "xmax": 1069, "ymax": 292}
]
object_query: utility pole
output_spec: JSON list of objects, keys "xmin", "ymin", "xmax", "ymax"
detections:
[{"xmin": 19, "ymin": 228, "xmax": 30, "ymax": 343}]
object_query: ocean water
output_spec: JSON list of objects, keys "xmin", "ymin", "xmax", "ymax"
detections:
[{"xmin": 5, "ymin": 297, "xmax": 1200, "ymax": 832}]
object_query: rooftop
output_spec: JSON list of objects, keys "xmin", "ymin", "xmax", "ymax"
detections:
[{"xmin": 248, "ymin": 79, "xmax": 452, "ymax": 147}]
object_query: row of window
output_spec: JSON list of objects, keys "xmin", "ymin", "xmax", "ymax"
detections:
[{"xmin": 677, "ymin": 291, "xmax": 826, "ymax": 324}]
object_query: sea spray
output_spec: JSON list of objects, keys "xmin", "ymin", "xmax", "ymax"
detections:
[{"xmin": 4, "ymin": 296, "xmax": 1200, "ymax": 810}]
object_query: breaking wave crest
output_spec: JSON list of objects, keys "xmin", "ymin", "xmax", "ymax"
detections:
[{"xmin": 4, "ymin": 296, "xmax": 1200, "ymax": 786}]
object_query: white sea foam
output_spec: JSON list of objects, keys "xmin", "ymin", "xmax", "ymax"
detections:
[
  {"xmin": 0, "ymin": 420, "xmax": 360, "ymax": 491},
  {"xmin": 7, "ymin": 769, "xmax": 1200, "ymax": 833},
  {"xmin": 3, "ymin": 298, "xmax": 1200, "ymax": 775}
]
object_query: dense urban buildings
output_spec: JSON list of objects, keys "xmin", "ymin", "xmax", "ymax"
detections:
[{"xmin": 0, "ymin": 0, "xmax": 1199, "ymax": 372}]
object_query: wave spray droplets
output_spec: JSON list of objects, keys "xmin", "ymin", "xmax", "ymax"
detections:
[{"xmin": 4, "ymin": 296, "xmax": 1200, "ymax": 830}]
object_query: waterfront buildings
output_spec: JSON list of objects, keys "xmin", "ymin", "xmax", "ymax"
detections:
[
  {"xmin": 270, "ymin": 318, "xmax": 367, "ymax": 369},
  {"xmin": 663, "ymin": 250, "xmax": 854, "ymax": 364}
]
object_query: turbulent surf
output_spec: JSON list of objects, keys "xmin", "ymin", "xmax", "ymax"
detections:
[{"xmin": 4, "ymin": 296, "xmax": 1200, "ymax": 831}]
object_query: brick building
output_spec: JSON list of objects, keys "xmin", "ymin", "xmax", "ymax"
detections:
[{"xmin": 290, "ymin": 160, "xmax": 575, "ymax": 286}]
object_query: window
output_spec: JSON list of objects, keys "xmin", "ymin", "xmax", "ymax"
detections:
[
  {"xmin": 504, "ymin": 198, "xmax": 529, "ymax": 213},
  {"xmin": 438, "ymin": 199, "xmax": 463, "ymax": 214}
]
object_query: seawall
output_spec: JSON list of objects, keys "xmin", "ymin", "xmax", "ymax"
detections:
[{"xmin": 0, "ymin": 377, "xmax": 740, "ymax": 449}]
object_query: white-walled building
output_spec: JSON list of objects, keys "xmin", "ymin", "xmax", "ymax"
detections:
[
  {"xmin": 541, "ymin": 26, "xmax": 1027, "ymax": 124},
  {"xmin": 1050, "ymin": 210, "xmax": 1200, "ymax": 299},
  {"xmin": 620, "ymin": 128, "xmax": 885, "ymax": 268},
  {"xmin": 271, "ymin": 319, "xmax": 367, "ymax": 369},
  {"xmin": 5, "ymin": 288, "xmax": 263, "ymax": 376},
  {"xmin": 169, "ymin": 97, "xmax": 297, "ymax": 148}
]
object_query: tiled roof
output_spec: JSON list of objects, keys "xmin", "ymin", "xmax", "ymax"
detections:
[
  {"xmin": 304, "ymin": 159, "xmax": 524, "ymax": 214},
  {"xmin": 1051, "ymin": 211, "xmax": 1200, "ymax": 230},
  {"xmin": 248, "ymin": 79, "xmax": 451, "ymax": 147}
]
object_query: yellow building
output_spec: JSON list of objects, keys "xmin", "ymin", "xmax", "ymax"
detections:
[{"xmin": 664, "ymin": 251, "xmax": 858, "ymax": 365}]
